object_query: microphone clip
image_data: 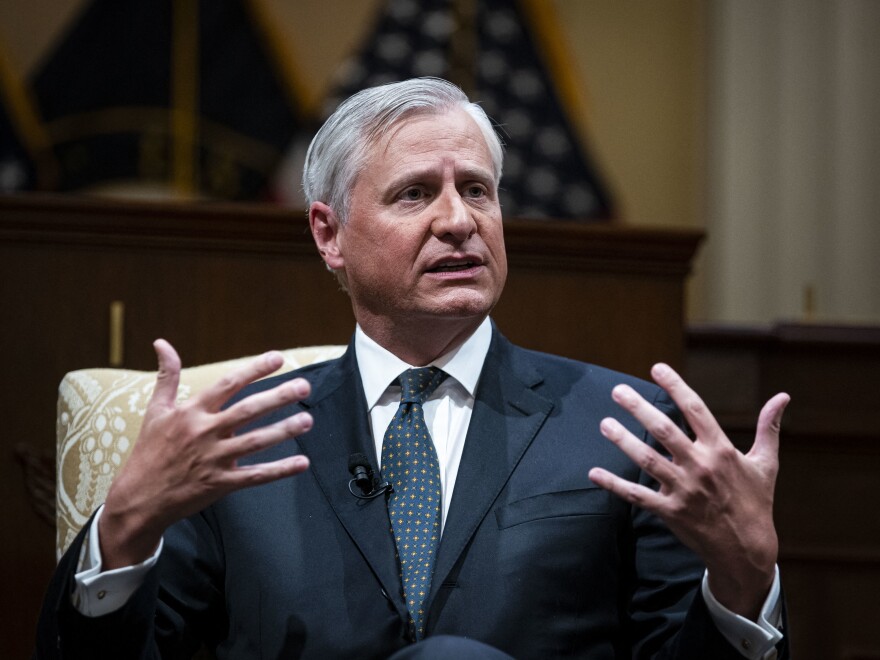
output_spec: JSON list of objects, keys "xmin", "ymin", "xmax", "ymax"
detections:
[{"xmin": 348, "ymin": 453, "xmax": 393, "ymax": 500}]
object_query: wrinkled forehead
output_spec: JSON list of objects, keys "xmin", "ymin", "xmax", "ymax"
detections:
[
  {"xmin": 350, "ymin": 108, "xmax": 451, "ymax": 183},
  {"xmin": 367, "ymin": 107, "xmax": 492, "ymax": 164},
  {"xmin": 345, "ymin": 104, "xmax": 501, "ymax": 203},
  {"xmin": 363, "ymin": 105, "xmax": 456, "ymax": 153}
]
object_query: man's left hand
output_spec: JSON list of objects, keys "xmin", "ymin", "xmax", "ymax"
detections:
[{"xmin": 588, "ymin": 363, "xmax": 790, "ymax": 621}]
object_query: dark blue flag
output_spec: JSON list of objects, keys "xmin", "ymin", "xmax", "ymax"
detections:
[
  {"xmin": 31, "ymin": 0, "xmax": 301, "ymax": 200},
  {"xmin": 322, "ymin": 0, "xmax": 614, "ymax": 220}
]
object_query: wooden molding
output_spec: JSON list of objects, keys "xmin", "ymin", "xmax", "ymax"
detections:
[{"xmin": 0, "ymin": 194, "xmax": 703, "ymax": 273}]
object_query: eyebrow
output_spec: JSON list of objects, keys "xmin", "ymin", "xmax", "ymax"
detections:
[{"xmin": 385, "ymin": 164, "xmax": 496, "ymax": 193}]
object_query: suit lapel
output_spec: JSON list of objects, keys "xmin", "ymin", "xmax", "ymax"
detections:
[
  {"xmin": 429, "ymin": 335, "xmax": 554, "ymax": 602},
  {"xmin": 295, "ymin": 332, "xmax": 555, "ymax": 626},
  {"xmin": 295, "ymin": 343, "xmax": 408, "ymax": 622}
]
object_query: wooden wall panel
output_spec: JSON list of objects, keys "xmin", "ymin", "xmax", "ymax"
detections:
[{"xmin": 686, "ymin": 324, "xmax": 880, "ymax": 660}]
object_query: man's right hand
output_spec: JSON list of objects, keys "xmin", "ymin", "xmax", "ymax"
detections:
[{"xmin": 98, "ymin": 339, "xmax": 313, "ymax": 570}]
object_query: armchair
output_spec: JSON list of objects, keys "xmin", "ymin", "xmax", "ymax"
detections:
[{"xmin": 55, "ymin": 345, "xmax": 346, "ymax": 559}]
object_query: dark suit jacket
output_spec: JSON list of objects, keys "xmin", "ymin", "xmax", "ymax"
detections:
[{"xmin": 37, "ymin": 329, "xmax": 787, "ymax": 659}]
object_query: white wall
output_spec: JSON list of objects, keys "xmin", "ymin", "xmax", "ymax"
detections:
[{"xmin": 700, "ymin": 0, "xmax": 880, "ymax": 324}]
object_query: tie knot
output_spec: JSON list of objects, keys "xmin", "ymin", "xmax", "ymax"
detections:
[{"xmin": 398, "ymin": 367, "xmax": 447, "ymax": 404}]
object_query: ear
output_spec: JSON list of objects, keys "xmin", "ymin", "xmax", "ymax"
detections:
[{"xmin": 309, "ymin": 202, "xmax": 345, "ymax": 271}]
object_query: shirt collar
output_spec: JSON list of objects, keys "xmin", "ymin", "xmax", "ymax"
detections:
[{"xmin": 355, "ymin": 317, "xmax": 493, "ymax": 410}]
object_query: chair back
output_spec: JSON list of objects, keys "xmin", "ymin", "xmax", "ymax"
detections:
[{"xmin": 56, "ymin": 345, "xmax": 346, "ymax": 558}]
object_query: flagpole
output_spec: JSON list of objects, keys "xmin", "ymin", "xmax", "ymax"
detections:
[
  {"xmin": 171, "ymin": 0, "xmax": 199, "ymax": 198},
  {"xmin": 449, "ymin": 0, "xmax": 477, "ymax": 97}
]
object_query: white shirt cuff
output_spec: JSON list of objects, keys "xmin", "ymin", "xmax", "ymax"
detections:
[
  {"xmin": 71, "ymin": 505, "xmax": 163, "ymax": 617},
  {"xmin": 702, "ymin": 566, "xmax": 784, "ymax": 660}
]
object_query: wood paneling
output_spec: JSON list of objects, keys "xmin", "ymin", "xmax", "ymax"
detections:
[
  {"xmin": 686, "ymin": 323, "xmax": 880, "ymax": 660},
  {"xmin": 0, "ymin": 194, "xmax": 701, "ymax": 656}
]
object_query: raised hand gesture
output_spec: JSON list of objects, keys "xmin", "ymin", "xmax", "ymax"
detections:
[
  {"xmin": 589, "ymin": 363, "xmax": 789, "ymax": 619},
  {"xmin": 99, "ymin": 340, "xmax": 314, "ymax": 569}
]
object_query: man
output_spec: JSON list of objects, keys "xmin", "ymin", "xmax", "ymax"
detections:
[{"xmin": 36, "ymin": 78, "xmax": 789, "ymax": 658}]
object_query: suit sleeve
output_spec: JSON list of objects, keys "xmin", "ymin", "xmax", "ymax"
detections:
[{"xmin": 34, "ymin": 510, "xmax": 226, "ymax": 660}]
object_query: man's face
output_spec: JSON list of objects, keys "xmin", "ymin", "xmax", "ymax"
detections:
[{"xmin": 332, "ymin": 108, "xmax": 507, "ymax": 333}]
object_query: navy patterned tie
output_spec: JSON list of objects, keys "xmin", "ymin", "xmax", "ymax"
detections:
[{"xmin": 381, "ymin": 367, "xmax": 448, "ymax": 639}]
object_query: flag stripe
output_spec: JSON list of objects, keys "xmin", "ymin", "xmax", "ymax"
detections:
[
  {"xmin": 519, "ymin": 0, "xmax": 595, "ymax": 132},
  {"xmin": 246, "ymin": 0, "xmax": 311, "ymax": 118}
]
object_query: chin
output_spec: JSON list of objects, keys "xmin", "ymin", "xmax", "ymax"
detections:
[{"xmin": 424, "ymin": 293, "xmax": 498, "ymax": 320}]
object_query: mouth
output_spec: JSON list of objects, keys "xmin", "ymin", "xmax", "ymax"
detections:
[{"xmin": 427, "ymin": 259, "xmax": 479, "ymax": 273}]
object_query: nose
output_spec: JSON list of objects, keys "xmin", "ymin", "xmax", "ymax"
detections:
[{"xmin": 431, "ymin": 188, "xmax": 477, "ymax": 242}]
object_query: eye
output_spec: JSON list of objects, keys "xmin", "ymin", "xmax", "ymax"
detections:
[
  {"xmin": 464, "ymin": 184, "xmax": 486, "ymax": 198},
  {"xmin": 400, "ymin": 187, "xmax": 425, "ymax": 202}
]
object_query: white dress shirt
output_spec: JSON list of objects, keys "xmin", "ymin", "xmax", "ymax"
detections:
[
  {"xmin": 73, "ymin": 317, "xmax": 783, "ymax": 658},
  {"xmin": 355, "ymin": 317, "xmax": 492, "ymax": 529}
]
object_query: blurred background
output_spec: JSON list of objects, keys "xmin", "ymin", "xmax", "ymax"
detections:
[
  {"xmin": 3, "ymin": 0, "xmax": 876, "ymax": 326},
  {"xmin": 1, "ymin": 1, "xmax": 878, "ymax": 658}
]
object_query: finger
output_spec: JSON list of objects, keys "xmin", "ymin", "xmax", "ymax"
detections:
[
  {"xmin": 611, "ymin": 384, "xmax": 695, "ymax": 460},
  {"xmin": 588, "ymin": 466, "xmax": 665, "ymax": 513},
  {"xmin": 599, "ymin": 417, "xmax": 680, "ymax": 483},
  {"xmin": 749, "ymin": 392, "xmax": 790, "ymax": 462},
  {"xmin": 650, "ymin": 363, "xmax": 724, "ymax": 444},
  {"xmin": 216, "ymin": 378, "xmax": 311, "ymax": 434},
  {"xmin": 224, "ymin": 454, "xmax": 311, "ymax": 490},
  {"xmin": 195, "ymin": 351, "xmax": 287, "ymax": 412},
  {"xmin": 221, "ymin": 411, "xmax": 314, "ymax": 462},
  {"xmin": 150, "ymin": 339, "xmax": 182, "ymax": 410}
]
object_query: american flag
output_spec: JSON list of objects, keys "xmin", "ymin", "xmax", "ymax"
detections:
[{"xmin": 321, "ymin": 0, "xmax": 614, "ymax": 221}]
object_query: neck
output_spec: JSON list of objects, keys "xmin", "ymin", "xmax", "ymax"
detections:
[{"xmin": 357, "ymin": 315, "xmax": 486, "ymax": 366}]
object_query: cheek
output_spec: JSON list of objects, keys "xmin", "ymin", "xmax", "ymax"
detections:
[
  {"xmin": 495, "ymin": 248, "xmax": 508, "ymax": 281},
  {"xmin": 375, "ymin": 225, "xmax": 426, "ymax": 262},
  {"xmin": 483, "ymin": 220, "xmax": 507, "ymax": 263},
  {"xmin": 341, "ymin": 221, "xmax": 394, "ymax": 266},
  {"xmin": 352, "ymin": 232, "xmax": 420, "ymax": 282}
]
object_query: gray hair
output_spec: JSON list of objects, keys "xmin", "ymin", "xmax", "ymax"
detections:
[{"xmin": 302, "ymin": 77, "xmax": 504, "ymax": 224}]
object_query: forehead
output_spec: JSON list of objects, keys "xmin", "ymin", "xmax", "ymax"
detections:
[{"xmin": 366, "ymin": 109, "xmax": 494, "ymax": 172}]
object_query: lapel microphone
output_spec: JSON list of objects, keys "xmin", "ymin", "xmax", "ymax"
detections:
[{"xmin": 348, "ymin": 453, "xmax": 393, "ymax": 500}]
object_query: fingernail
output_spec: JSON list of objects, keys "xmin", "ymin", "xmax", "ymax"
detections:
[
  {"xmin": 612, "ymin": 385, "xmax": 632, "ymax": 403},
  {"xmin": 292, "ymin": 378, "xmax": 311, "ymax": 397},
  {"xmin": 296, "ymin": 412, "xmax": 313, "ymax": 431},
  {"xmin": 587, "ymin": 467, "xmax": 606, "ymax": 486}
]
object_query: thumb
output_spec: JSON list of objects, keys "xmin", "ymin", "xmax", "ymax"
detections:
[
  {"xmin": 150, "ymin": 339, "xmax": 182, "ymax": 410},
  {"xmin": 750, "ymin": 392, "xmax": 791, "ymax": 462}
]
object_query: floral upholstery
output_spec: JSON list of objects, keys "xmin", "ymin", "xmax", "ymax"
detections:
[{"xmin": 55, "ymin": 345, "xmax": 346, "ymax": 559}]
